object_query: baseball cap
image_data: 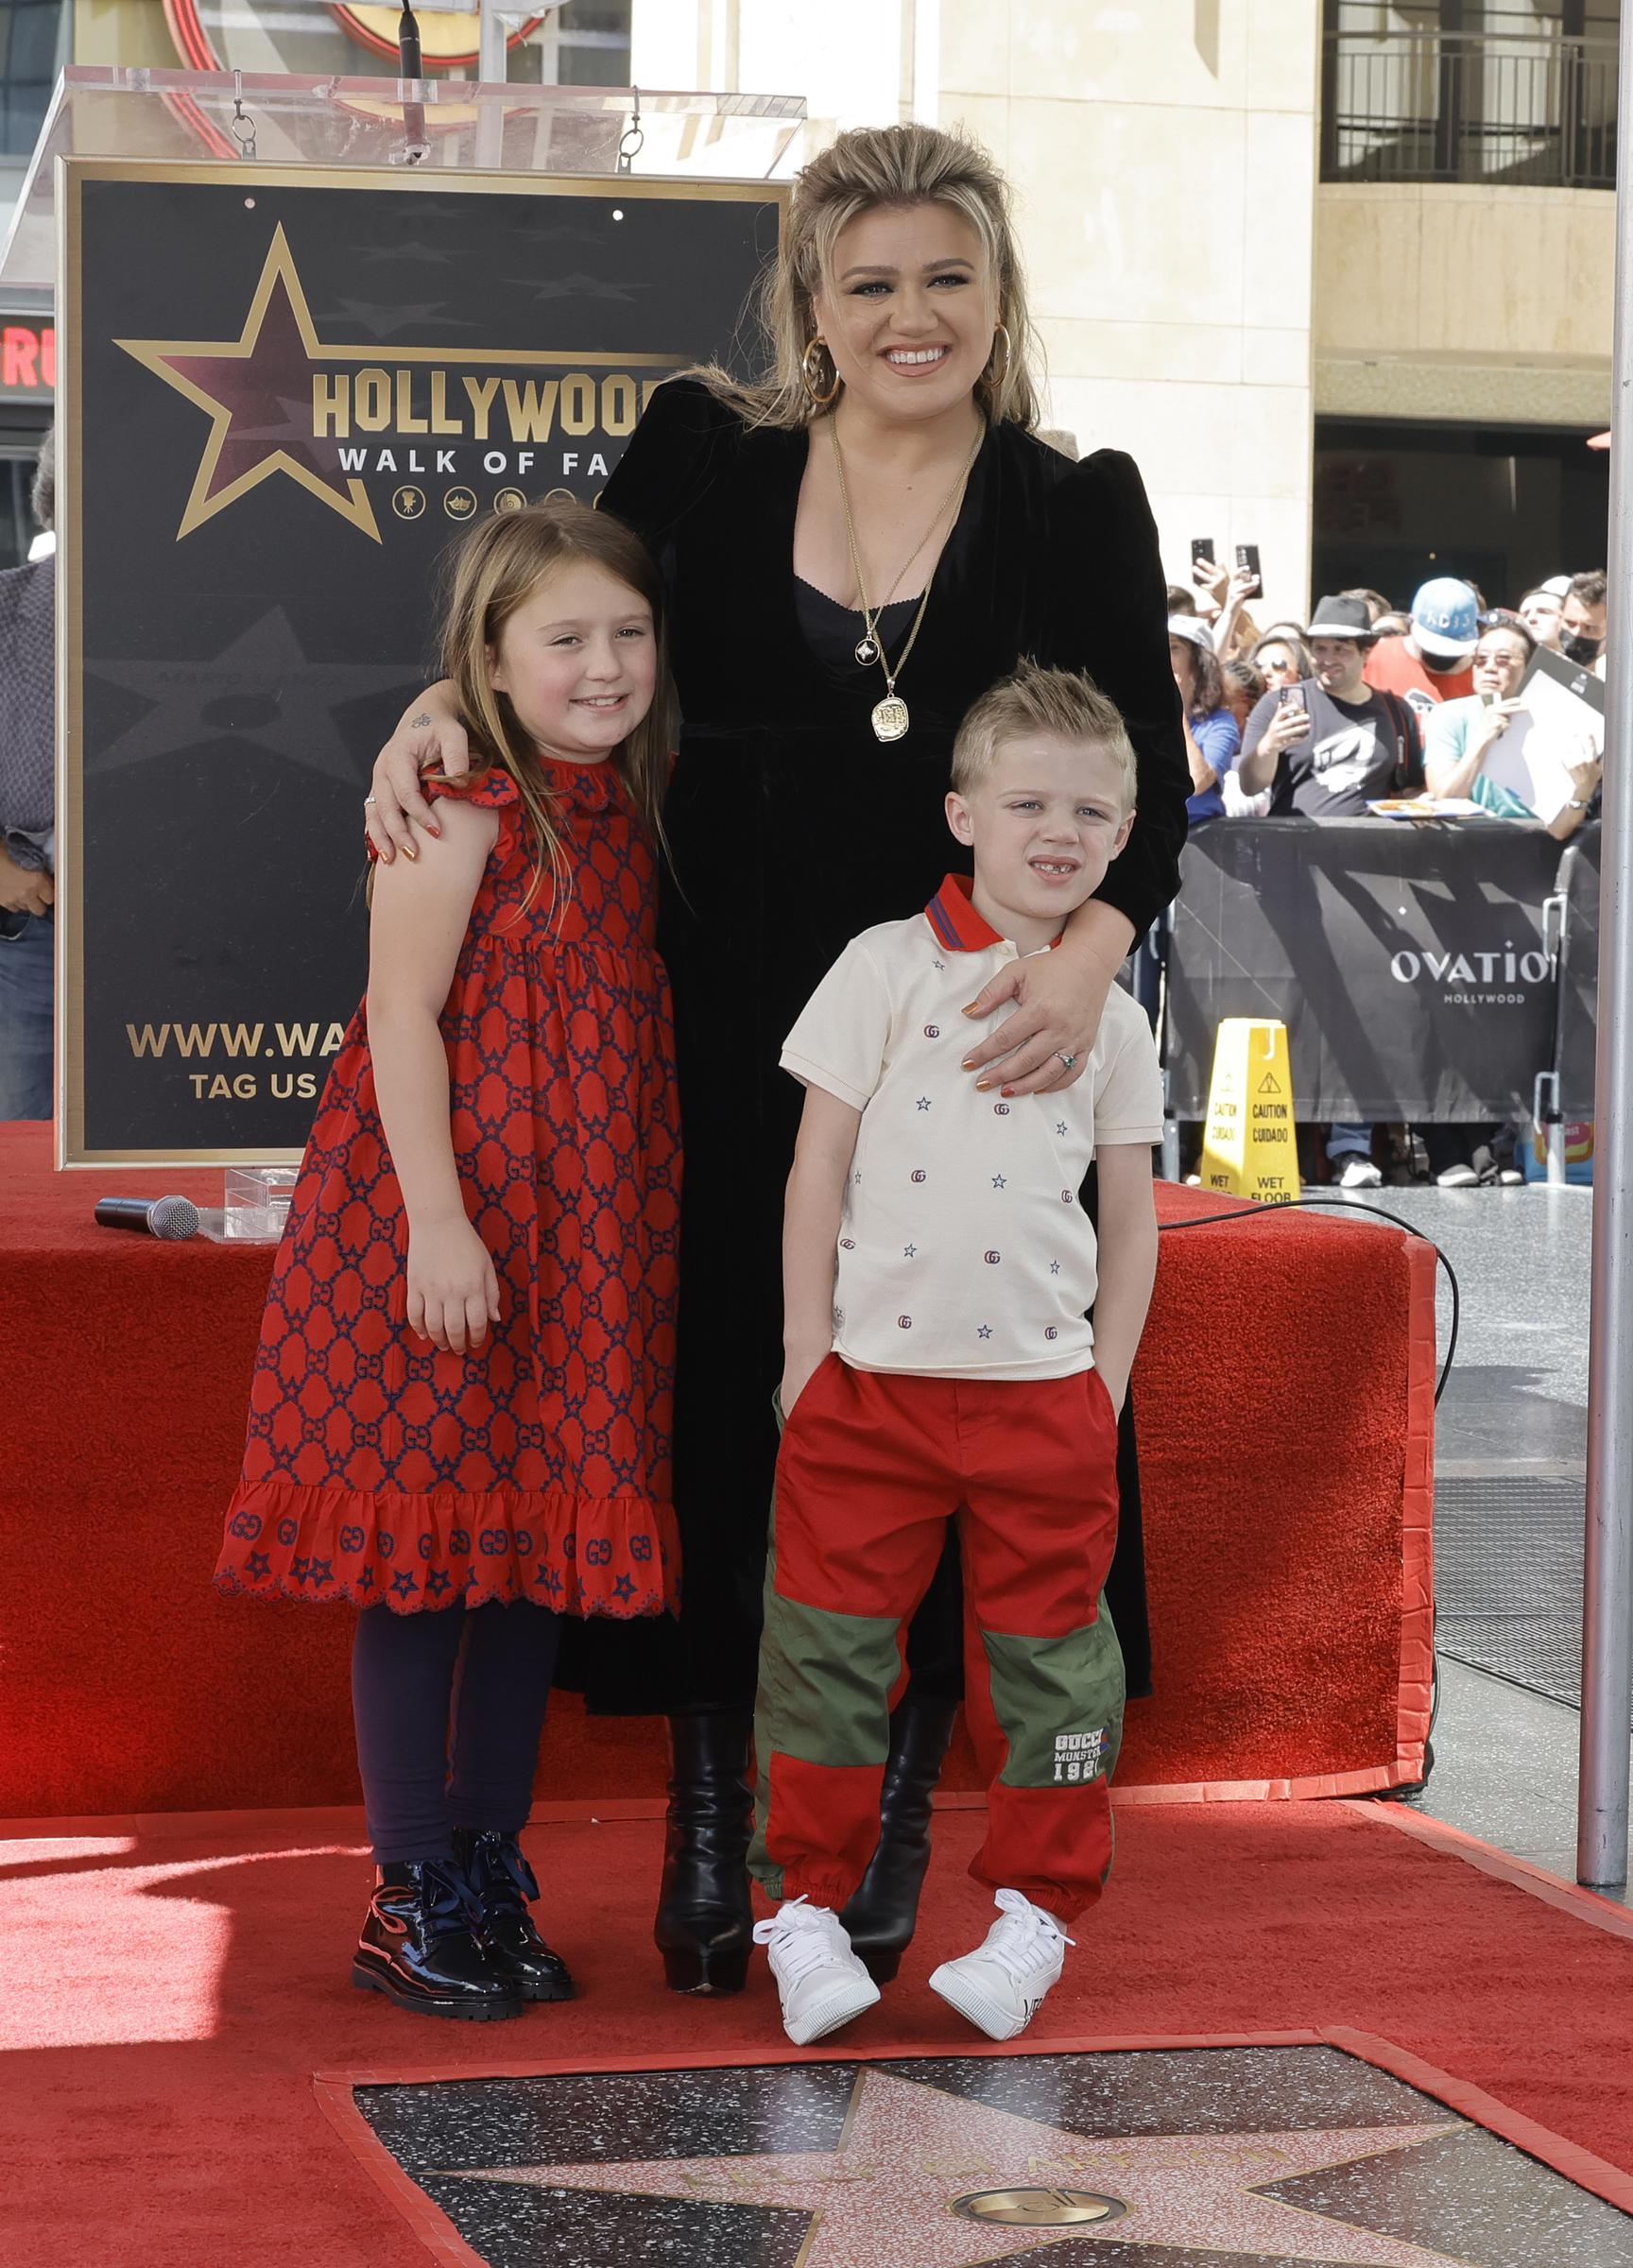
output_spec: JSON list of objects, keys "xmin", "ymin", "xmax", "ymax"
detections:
[
  {"xmin": 1410, "ymin": 577, "xmax": 1480, "ymax": 660},
  {"xmin": 1167, "ymin": 614, "xmax": 1216, "ymax": 653}
]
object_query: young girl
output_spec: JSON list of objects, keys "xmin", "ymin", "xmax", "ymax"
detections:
[{"xmin": 215, "ymin": 500, "xmax": 680, "ymax": 2022}]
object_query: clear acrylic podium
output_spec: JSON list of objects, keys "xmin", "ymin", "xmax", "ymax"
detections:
[{"xmin": 0, "ymin": 64, "xmax": 806, "ymax": 294}]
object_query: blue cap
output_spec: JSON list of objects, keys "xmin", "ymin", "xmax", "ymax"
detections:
[{"xmin": 1410, "ymin": 577, "xmax": 1480, "ymax": 660}]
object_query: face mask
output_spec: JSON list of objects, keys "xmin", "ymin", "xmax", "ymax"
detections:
[{"xmin": 1561, "ymin": 629, "xmax": 1604, "ymax": 665}]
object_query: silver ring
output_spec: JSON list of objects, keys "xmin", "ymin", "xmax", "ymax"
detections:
[
  {"xmin": 1057, "ymin": 1051, "xmax": 1076, "ymax": 1070},
  {"xmin": 363, "ymin": 794, "xmax": 377, "ymax": 807}
]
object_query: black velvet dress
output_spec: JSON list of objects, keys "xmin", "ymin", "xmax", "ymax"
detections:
[{"xmin": 561, "ymin": 377, "xmax": 1189, "ymax": 1715}]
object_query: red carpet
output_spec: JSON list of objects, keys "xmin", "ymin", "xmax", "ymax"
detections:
[
  {"xmin": 2, "ymin": 1117, "xmax": 1434, "ymax": 1813},
  {"xmin": 3, "ymin": 1797, "xmax": 1630, "ymax": 2264}
]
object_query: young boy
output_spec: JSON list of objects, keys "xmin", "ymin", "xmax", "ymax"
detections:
[{"xmin": 748, "ymin": 662, "xmax": 1162, "ymax": 2048}]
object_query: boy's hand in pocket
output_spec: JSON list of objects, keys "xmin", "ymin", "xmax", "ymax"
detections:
[{"xmin": 780, "ymin": 1346, "xmax": 827, "ymax": 1420}]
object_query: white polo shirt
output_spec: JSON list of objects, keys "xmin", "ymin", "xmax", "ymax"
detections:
[{"xmin": 781, "ymin": 874, "xmax": 1164, "ymax": 1382}]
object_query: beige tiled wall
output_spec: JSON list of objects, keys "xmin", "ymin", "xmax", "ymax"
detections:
[
  {"xmin": 1315, "ymin": 184, "xmax": 1613, "ymax": 363},
  {"xmin": 940, "ymin": 0, "xmax": 1321, "ymax": 623}
]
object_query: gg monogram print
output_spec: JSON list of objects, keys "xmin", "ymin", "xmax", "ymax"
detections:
[{"xmin": 215, "ymin": 757, "xmax": 681, "ymax": 1620}]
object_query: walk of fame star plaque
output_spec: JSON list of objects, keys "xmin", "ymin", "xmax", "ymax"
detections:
[
  {"xmin": 314, "ymin": 2038, "xmax": 1633, "ymax": 2268},
  {"xmin": 60, "ymin": 158, "xmax": 781, "ymax": 1164}
]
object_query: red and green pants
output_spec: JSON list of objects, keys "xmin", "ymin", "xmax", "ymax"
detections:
[{"xmin": 748, "ymin": 1355, "xmax": 1124, "ymax": 1925}]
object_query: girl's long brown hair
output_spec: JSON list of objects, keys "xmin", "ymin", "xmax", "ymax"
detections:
[{"xmin": 438, "ymin": 497, "xmax": 673, "ymax": 913}]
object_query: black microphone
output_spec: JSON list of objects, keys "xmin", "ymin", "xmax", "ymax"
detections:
[{"xmin": 95, "ymin": 1194, "xmax": 201, "ymax": 1241}]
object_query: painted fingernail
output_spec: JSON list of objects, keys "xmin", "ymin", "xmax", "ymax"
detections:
[
  {"xmin": 403, "ymin": 842, "xmax": 418, "ymax": 862},
  {"xmin": 975, "ymin": 1078, "xmax": 992, "ymax": 1091},
  {"xmin": 427, "ymin": 824, "xmax": 441, "ymax": 838},
  {"xmin": 1001, "ymin": 1086, "xmax": 1015, "ymax": 1097}
]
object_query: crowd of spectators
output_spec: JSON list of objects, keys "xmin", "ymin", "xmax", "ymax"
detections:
[
  {"xmin": 1170, "ymin": 556, "xmax": 1607, "ymax": 840},
  {"xmin": 1164, "ymin": 554, "xmax": 1609, "ymax": 1190}
]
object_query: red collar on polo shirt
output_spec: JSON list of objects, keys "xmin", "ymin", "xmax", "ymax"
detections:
[{"xmin": 923, "ymin": 872, "xmax": 1063, "ymax": 954}]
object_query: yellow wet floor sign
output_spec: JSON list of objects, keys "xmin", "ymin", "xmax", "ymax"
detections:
[{"xmin": 1200, "ymin": 1019, "xmax": 1298, "ymax": 1204}]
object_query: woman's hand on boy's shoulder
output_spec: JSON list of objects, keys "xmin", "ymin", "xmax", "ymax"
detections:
[{"xmin": 959, "ymin": 934, "xmax": 1115, "ymax": 1096}]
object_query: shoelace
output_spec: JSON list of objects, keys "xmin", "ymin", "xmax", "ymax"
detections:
[
  {"xmin": 751, "ymin": 1896, "xmax": 846, "ymax": 1985},
  {"xmin": 979, "ymin": 1888, "xmax": 1075, "ymax": 1981},
  {"xmin": 417, "ymin": 1857, "xmax": 479, "ymax": 1932},
  {"xmin": 469, "ymin": 1832, "xmax": 540, "ymax": 1916}
]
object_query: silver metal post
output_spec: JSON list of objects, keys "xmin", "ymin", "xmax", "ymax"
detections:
[
  {"xmin": 475, "ymin": 2, "xmax": 508, "ymax": 170},
  {"xmin": 479, "ymin": 1, "xmax": 509, "ymax": 85},
  {"xmin": 1576, "ymin": 0, "xmax": 1633, "ymax": 1889}
]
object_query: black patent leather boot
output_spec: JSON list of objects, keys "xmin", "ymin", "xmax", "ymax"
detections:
[
  {"xmin": 840, "ymin": 1698, "xmax": 959, "ymax": 1984},
  {"xmin": 653, "ymin": 1710, "xmax": 754, "ymax": 1994},
  {"xmin": 352, "ymin": 1859, "xmax": 524, "ymax": 2020},
  {"xmin": 453, "ymin": 1828, "xmax": 576, "ymax": 2002}
]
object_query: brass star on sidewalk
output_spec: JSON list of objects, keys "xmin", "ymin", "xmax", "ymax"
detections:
[
  {"xmin": 449, "ymin": 2069, "xmax": 1472, "ymax": 2268},
  {"xmin": 116, "ymin": 228, "xmax": 379, "ymax": 544}
]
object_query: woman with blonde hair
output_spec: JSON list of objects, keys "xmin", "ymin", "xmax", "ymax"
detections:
[{"xmin": 365, "ymin": 121, "xmax": 1188, "ymax": 1998}]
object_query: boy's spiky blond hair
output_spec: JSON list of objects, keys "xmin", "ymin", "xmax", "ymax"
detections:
[{"xmin": 952, "ymin": 661, "xmax": 1137, "ymax": 810}]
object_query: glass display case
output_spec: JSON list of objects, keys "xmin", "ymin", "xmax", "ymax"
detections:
[{"xmin": 0, "ymin": 63, "xmax": 805, "ymax": 291}]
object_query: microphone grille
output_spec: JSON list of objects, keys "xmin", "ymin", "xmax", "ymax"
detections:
[{"xmin": 150, "ymin": 1194, "xmax": 201, "ymax": 1241}]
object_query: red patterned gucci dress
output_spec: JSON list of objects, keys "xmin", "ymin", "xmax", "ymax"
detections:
[{"xmin": 215, "ymin": 757, "xmax": 680, "ymax": 1617}]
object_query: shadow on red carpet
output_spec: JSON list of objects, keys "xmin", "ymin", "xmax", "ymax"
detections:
[{"xmin": 4, "ymin": 1798, "xmax": 1630, "ymax": 2265}]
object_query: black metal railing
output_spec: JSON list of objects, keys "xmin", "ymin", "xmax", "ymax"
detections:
[{"xmin": 1321, "ymin": 29, "xmax": 1618, "ymax": 190}]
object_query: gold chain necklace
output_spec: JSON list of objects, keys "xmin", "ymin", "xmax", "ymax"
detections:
[
  {"xmin": 830, "ymin": 417, "xmax": 983, "ymax": 744},
  {"xmin": 842, "ymin": 428, "xmax": 986, "ymax": 658}
]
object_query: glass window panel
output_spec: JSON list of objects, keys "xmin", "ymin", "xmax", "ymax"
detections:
[{"xmin": 0, "ymin": 1, "xmax": 65, "ymax": 161}]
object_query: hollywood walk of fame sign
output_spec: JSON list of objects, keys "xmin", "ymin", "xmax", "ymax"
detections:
[
  {"xmin": 332, "ymin": 2043, "xmax": 1633, "ymax": 2268},
  {"xmin": 60, "ymin": 158, "xmax": 781, "ymax": 1162}
]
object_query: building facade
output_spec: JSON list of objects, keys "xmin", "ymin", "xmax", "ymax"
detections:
[{"xmin": 0, "ymin": 0, "xmax": 1613, "ymax": 603}]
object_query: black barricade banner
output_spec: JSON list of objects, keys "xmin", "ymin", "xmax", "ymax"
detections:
[
  {"xmin": 64, "ymin": 161, "xmax": 781, "ymax": 1164},
  {"xmin": 1556, "ymin": 821, "xmax": 1601, "ymax": 1117},
  {"xmin": 1166, "ymin": 819, "xmax": 1562, "ymax": 1123}
]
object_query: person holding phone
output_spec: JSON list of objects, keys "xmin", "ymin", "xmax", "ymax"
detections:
[
  {"xmin": 1189, "ymin": 546, "xmax": 1261, "ymax": 661},
  {"xmin": 1238, "ymin": 595, "xmax": 1424, "ymax": 1188}
]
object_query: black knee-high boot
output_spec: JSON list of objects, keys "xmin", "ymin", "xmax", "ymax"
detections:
[
  {"xmin": 653, "ymin": 1710, "xmax": 755, "ymax": 1994},
  {"xmin": 840, "ymin": 1696, "xmax": 959, "ymax": 1984}
]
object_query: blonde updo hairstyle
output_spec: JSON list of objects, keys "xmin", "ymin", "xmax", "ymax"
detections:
[{"xmin": 701, "ymin": 122, "xmax": 1042, "ymax": 434}]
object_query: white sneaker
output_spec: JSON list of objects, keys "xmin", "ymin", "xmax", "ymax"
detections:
[
  {"xmin": 928, "ymin": 1888, "xmax": 1074, "ymax": 2041},
  {"xmin": 1336, "ymin": 1157, "xmax": 1383, "ymax": 1189},
  {"xmin": 752, "ymin": 1898, "xmax": 881, "ymax": 2046}
]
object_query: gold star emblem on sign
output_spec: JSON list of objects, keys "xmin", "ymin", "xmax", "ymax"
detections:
[
  {"xmin": 448, "ymin": 2069, "xmax": 1474, "ymax": 2267},
  {"xmin": 115, "ymin": 228, "xmax": 380, "ymax": 544}
]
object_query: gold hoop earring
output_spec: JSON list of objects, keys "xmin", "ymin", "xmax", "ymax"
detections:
[
  {"xmin": 984, "ymin": 322, "xmax": 1013, "ymax": 399},
  {"xmin": 800, "ymin": 337, "xmax": 841, "ymax": 407}
]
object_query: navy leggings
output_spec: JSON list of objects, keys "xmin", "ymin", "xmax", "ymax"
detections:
[{"xmin": 352, "ymin": 1600, "xmax": 562, "ymax": 1864}]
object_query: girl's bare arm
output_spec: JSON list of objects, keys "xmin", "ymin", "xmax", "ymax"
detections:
[{"xmin": 367, "ymin": 798, "xmax": 499, "ymax": 1349}]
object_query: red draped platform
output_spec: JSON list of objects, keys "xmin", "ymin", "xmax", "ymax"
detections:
[{"xmin": 0, "ymin": 1125, "xmax": 1434, "ymax": 1815}]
